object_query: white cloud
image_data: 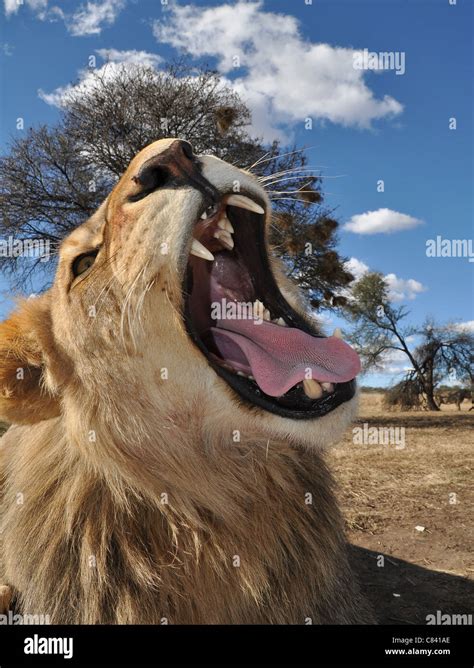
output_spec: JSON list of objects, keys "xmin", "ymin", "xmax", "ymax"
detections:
[
  {"xmin": 4, "ymin": 0, "xmax": 125, "ymax": 35},
  {"xmin": 39, "ymin": 49, "xmax": 161, "ymax": 106},
  {"xmin": 4, "ymin": 0, "xmax": 47, "ymax": 17},
  {"xmin": 451, "ymin": 320, "xmax": 474, "ymax": 334},
  {"xmin": 4, "ymin": 0, "xmax": 19, "ymax": 15},
  {"xmin": 344, "ymin": 208, "xmax": 424, "ymax": 235},
  {"xmin": 344, "ymin": 257, "xmax": 426, "ymax": 302},
  {"xmin": 67, "ymin": 0, "xmax": 126, "ymax": 36},
  {"xmin": 0, "ymin": 42, "xmax": 14, "ymax": 55},
  {"xmin": 152, "ymin": 1, "xmax": 403, "ymax": 141},
  {"xmin": 95, "ymin": 48, "xmax": 162, "ymax": 68},
  {"xmin": 39, "ymin": 83, "xmax": 73, "ymax": 107},
  {"xmin": 384, "ymin": 273, "xmax": 426, "ymax": 301},
  {"xmin": 344, "ymin": 257, "xmax": 369, "ymax": 281}
]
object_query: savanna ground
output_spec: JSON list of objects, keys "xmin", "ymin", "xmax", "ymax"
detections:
[{"xmin": 328, "ymin": 391, "xmax": 474, "ymax": 624}]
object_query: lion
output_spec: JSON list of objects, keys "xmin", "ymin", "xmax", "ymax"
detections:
[{"xmin": 0, "ymin": 139, "xmax": 373, "ymax": 624}]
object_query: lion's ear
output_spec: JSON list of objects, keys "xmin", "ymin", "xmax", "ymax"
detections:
[{"xmin": 0, "ymin": 294, "xmax": 61, "ymax": 425}]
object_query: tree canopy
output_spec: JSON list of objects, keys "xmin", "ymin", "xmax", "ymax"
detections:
[
  {"xmin": 0, "ymin": 61, "xmax": 353, "ymax": 306},
  {"xmin": 345, "ymin": 271, "xmax": 474, "ymax": 410}
]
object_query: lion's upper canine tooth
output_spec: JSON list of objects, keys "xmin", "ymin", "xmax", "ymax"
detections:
[
  {"xmin": 303, "ymin": 379, "xmax": 323, "ymax": 399},
  {"xmin": 333, "ymin": 327, "xmax": 343, "ymax": 339},
  {"xmin": 213, "ymin": 229, "xmax": 234, "ymax": 249},
  {"xmin": 217, "ymin": 216, "xmax": 234, "ymax": 233},
  {"xmin": 227, "ymin": 194, "xmax": 265, "ymax": 215},
  {"xmin": 190, "ymin": 238, "xmax": 214, "ymax": 261}
]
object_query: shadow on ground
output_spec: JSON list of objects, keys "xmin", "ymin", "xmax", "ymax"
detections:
[
  {"xmin": 350, "ymin": 545, "xmax": 474, "ymax": 624},
  {"xmin": 353, "ymin": 413, "xmax": 474, "ymax": 429}
]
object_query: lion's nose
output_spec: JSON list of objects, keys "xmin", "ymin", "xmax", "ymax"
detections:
[
  {"xmin": 159, "ymin": 139, "xmax": 195, "ymax": 165},
  {"xmin": 141, "ymin": 140, "xmax": 195, "ymax": 180},
  {"xmin": 133, "ymin": 140, "xmax": 220, "ymax": 204}
]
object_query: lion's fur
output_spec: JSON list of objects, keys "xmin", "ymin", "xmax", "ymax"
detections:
[{"xmin": 0, "ymin": 139, "xmax": 373, "ymax": 624}]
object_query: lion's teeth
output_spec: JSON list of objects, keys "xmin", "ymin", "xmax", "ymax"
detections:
[
  {"xmin": 303, "ymin": 379, "xmax": 323, "ymax": 399},
  {"xmin": 227, "ymin": 194, "xmax": 265, "ymax": 215},
  {"xmin": 190, "ymin": 238, "xmax": 214, "ymax": 261},
  {"xmin": 213, "ymin": 229, "xmax": 234, "ymax": 249},
  {"xmin": 253, "ymin": 300, "xmax": 273, "ymax": 321},
  {"xmin": 322, "ymin": 382, "xmax": 334, "ymax": 393},
  {"xmin": 332, "ymin": 328, "xmax": 343, "ymax": 339},
  {"xmin": 253, "ymin": 299, "xmax": 264, "ymax": 318},
  {"xmin": 274, "ymin": 317, "xmax": 286, "ymax": 326},
  {"xmin": 217, "ymin": 215, "xmax": 234, "ymax": 233},
  {"xmin": 200, "ymin": 211, "xmax": 208, "ymax": 220},
  {"xmin": 236, "ymin": 371, "xmax": 254, "ymax": 380}
]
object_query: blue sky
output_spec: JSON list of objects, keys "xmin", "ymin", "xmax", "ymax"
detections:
[{"xmin": 0, "ymin": 0, "xmax": 472, "ymax": 385}]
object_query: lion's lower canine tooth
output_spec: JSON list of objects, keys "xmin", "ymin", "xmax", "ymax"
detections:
[
  {"xmin": 333, "ymin": 328, "xmax": 343, "ymax": 339},
  {"xmin": 191, "ymin": 238, "xmax": 214, "ymax": 261},
  {"xmin": 227, "ymin": 194, "xmax": 265, "ymax": 215},
  {"xmin": 217, "ymin": 216, "xmax": 234, "ymax": 233},
  {"xmin": 303, "ymin": 379, "xmax": 323, "ymax": 399}
]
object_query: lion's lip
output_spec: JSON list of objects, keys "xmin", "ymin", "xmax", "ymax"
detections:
[{"xmin": 182, "ymin": 192, "xmax": 359, "ymax": 419}]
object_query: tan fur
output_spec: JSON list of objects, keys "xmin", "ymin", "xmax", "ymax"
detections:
[
  {"xmin": 0, "ymin": 139, "xmax": 373, "ymax": 624},
  {"xmin": 0, "ymin": 295, "xmax": 61, "ymax": 424},
  {"xmin": 0, "ymin": 584, "xmax": 12, "ymax": 613}
]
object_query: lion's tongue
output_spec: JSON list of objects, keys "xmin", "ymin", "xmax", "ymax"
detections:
[{"xmin": 210, "ymin": 319, "xmax": 361, "ymax": 397}]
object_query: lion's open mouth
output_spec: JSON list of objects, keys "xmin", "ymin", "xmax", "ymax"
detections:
[{"xmin": 183, "ymin": 193, "xmax": 360, "ymax": 419}]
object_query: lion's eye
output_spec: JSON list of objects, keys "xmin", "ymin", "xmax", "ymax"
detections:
[{"xmin": 72, "ymin": 251, "xmax": 98, "ymax": 278}]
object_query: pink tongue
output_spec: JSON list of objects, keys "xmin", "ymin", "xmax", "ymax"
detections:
[{"xmin": 210, "ymin": 318, "xmax": 361, "ymax": 397}]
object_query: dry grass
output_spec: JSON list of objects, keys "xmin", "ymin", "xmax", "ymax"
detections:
[
  {"xmin": 329, "ymin": 392, "xmax": 474, "ymax": 577},
  {"xmin": 326, "ymin": 391, "xmax": 474, "ymax": 623}
]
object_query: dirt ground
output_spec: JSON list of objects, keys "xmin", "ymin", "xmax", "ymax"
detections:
[{"xmin": 327, "ymin": 391, "xmax": 474, "ymax": 624}]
